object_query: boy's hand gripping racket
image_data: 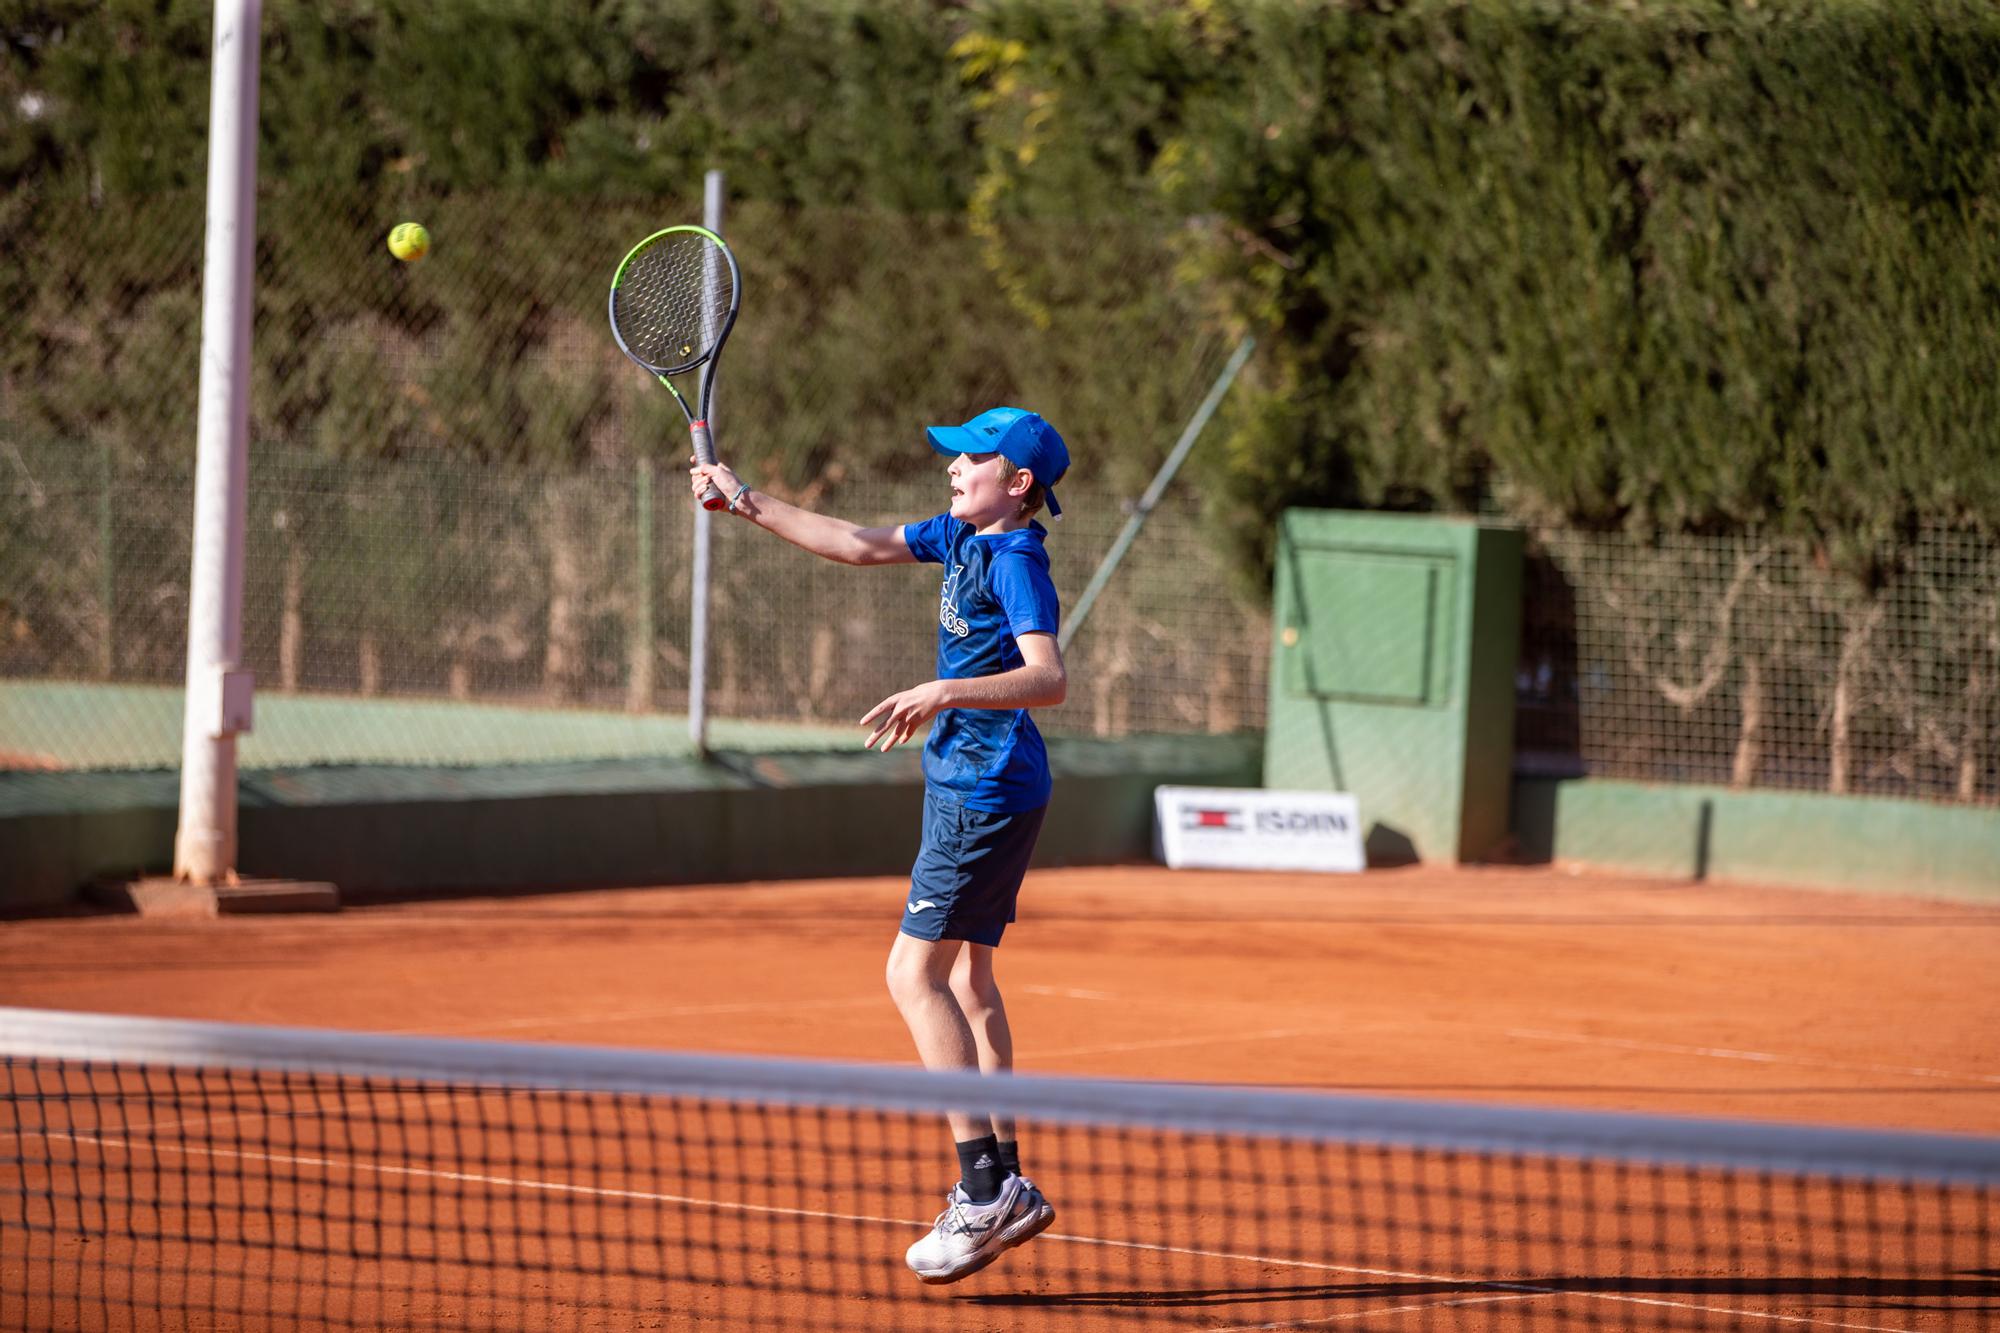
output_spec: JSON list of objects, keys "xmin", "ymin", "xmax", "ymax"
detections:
[{"xmin": 608, "ymin": 225, "xmax": 742, "ymax": 510}]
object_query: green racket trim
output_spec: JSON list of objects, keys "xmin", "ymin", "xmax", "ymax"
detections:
[
  {"xmin": 607, "ymin": 224, "xmax": 741, "ymax": 377},
  {"xmin": 611, "ymin": 225, "xmax": 728, "ymax": 290}
]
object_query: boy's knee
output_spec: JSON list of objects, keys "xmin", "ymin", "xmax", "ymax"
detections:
[
  {"xmin": 949, "ymin": 973, "xmax": 1002, "ymax": 1026},
  {"xmin": 885, "ymin": 949, "xmax": 939, "ymax": 1009},
  {"xmin": 884, "ymin": 956, "xmax": 914, "ymax": 1006}
]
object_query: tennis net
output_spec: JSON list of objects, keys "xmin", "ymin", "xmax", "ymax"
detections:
[{"xmin": 3, "ymin": 1007, "xmax": 1994, "ymax": 1330}]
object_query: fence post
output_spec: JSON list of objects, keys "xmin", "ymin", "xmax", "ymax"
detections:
[
  {"xmin": 629, "ymin": 457, "xmax": 655, "ymax": 712},
  {"xmin": 687, "ymin": 168, "xmax": 725, "ymax": 754},
  {"xmin": 98, "ymin": 438, "xmax": 115, "ymax": 679}
]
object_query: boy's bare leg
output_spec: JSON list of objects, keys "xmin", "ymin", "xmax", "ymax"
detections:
[
  {"xmin": 950, "ymin": 941, "xmax": 1054, "ymax": 1239},
  {"xmin": 949, "ymin": 942, "xmax": 1013, "ymax": 1144},
  {"xmin": 884, "ymin": 931, "xmax": 987, "ymax": 1144}
]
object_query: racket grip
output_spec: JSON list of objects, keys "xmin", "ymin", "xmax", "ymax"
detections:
[{"xmin": 689, "ymin": 420, "xmax": 728, "ymax": 511}]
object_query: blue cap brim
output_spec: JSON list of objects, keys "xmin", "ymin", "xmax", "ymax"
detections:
[{"xmin": 926, "ymin": 426, "xmax": 978, "ymax": 457}]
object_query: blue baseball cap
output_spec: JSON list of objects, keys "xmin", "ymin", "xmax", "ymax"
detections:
[{"xmin": 926, "ymin": 406, "xmax": 1070, "ymax": 518}]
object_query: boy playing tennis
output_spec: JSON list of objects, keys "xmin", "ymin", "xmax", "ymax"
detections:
[{"xmin": 689, "ymin": 406, "xmax": 1068, "ymax": 1284}]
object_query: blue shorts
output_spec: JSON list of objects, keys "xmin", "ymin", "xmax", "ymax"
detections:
[{"xmin": 900, "ymin": 791, "xmax": 1048, "ymax": 947}]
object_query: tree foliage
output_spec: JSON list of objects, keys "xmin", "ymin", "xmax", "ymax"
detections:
[{"xmin": 5, "ymin": 0, "xmax": 1998, "ymax": 568}]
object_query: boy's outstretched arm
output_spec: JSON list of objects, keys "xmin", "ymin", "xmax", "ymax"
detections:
[
  {"xmin": 861, "ymin": 632, "xmax": 1067, "ymax": 753},
  {"xmin": 690, "ymin": 458, "xmax": 915, "ymax": 566}
]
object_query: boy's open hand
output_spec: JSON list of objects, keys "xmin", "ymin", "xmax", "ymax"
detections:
[{"xmin": 860, "ymin": 681, "xmax": 948, "ymax": 752}]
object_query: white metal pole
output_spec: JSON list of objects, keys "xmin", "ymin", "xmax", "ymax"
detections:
[
  {"xmin": 173, "ymin": 0, "xmax": 262, "ymax": 884},
  {"xmin": 687, "ymin": 170, "xmax": 724, "ymax": 754}
]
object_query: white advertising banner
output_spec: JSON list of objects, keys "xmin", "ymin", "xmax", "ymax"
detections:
[{"xmin": 1154, "ymin": 786, "xmax": 1366, "ymax": 873}]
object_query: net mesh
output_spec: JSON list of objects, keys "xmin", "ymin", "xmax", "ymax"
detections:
[
  {"xmin": 610, "ymin": 230, "xmax": 736, "ymax": 375},
  {"xmin": 3, "ymin": 1009, "xmax": 1995, "ymax": 1331}
]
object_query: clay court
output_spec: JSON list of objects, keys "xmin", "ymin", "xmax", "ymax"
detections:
[
  {"xmin": 5, "ymin": 865, "xmax": 1996, "ymax": 1133},
  {"xmin": 3, "ymin": 863, "xmax": 1995, "ymax": 1329}
]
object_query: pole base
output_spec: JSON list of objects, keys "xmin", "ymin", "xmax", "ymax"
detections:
[{"xmin": 89, "ymin": 876, "xmax": 340, "ymax": 918}]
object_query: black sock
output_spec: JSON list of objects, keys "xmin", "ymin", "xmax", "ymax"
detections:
[
  {"xmin": 997, "ymin": 1139, "xmax": 1021, "ymax": 1179},
  {"xmin": 955, "ymin": 1135, "xmax": 1003, "ymax": 1204}
]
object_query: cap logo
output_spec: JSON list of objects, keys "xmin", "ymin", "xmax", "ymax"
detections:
[{"xmin": 982, "ymin": 426, "xmax": 1000, "ymax": 435}]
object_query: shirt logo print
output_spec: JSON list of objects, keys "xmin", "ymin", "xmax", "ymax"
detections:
[{"xmin": 938, "ymin": 562, "xmax": 970, "ymax": 638}]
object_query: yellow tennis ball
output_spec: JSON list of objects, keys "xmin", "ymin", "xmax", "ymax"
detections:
[{"xmin": 387, "ymin": 222, "xmax": 430, "ymax": 262}]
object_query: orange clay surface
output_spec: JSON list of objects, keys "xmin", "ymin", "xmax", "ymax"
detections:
[
  {"xmin": 2, "ymin": 863, "xmax": 1995, "ymax": 1330},
  {"xmin": 3, "ymin": 864, "xmax": 1993, "ymax": 1133}
]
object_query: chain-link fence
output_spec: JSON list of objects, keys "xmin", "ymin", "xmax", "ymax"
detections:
[
  {"xmin": 6, "ymin": 183, "xmax": 1998, "ymax": 808},
  {"xmin": 6, "ymin": 187, "xmax": 1230, "ymax": 483},
  {"xmin": 2, "ymin": 179, "xmax": 1273, "ymax": 770},
  {"xmin": 10, "ymin": 429, "xmax": 2000, "ymax": 805},
  {"xmin": 0, "ymin": 441, "xmax": 1270, "ymax": 770},
  {"xmin": 1518, "ymin": 529, "xmax": 2000, "ymax": 806}
]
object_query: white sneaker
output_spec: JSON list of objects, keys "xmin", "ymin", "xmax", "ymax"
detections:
[
  {"xmin": 904, "ymin": 1174, "xmax": 1031, "ymax": 1284},
  {"xmin": 1000, "ymin": 1176, "xmax": 1056, "ymax": 1249}
]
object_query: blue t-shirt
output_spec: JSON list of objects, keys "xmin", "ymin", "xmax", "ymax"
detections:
[{"xmin": 901, "ymin": 513, "xmax": 1061, "ymax": 812}]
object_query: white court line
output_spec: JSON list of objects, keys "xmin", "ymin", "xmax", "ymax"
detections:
[
  {"xmin": 21, "ymin": 1127, "xmax": 1929, "ymax": 1332},
  {"xmin": 1038, "ymin": 1028, "xmax": 1335, "ymax": 1060},
  {"xmin": 1207, "ymin": 1288, "xmax": 1923, "ymax": 1333},
  {"xmin": 44, "ymin": 1128, "xmax": 919, "ymax": 1226},
  {"xmin": 1208, "ymin": 1291, "xmax": 1547, "ymax": 1331},
  {"xmin": 1020, "ymin": 985, "xmax": 1119, "ymax": 1001},
  {"xmin": 1016, "ymin": 985, "xmax": 1997, "ymax": 1087},
  {"xmin": 1499, "ymin": 1027, "xmax": 2000, "ymax": 1087},
  {"xmin": 386, "ymin": 995, "xmax": 885, "ymax": 1039},
  {"xmin": 344, "ymin": 1006, "xmax": 2000, "ymax": 1089},
  {"xmin": 0, "ymin": 1085, "xmax": 514, "ymax": 1152},
  {"xmin": 1553, "ymin": 1292, "xmax": 1926, "ymax": 1333},
  {"xmin": 1045, "ymin": 1232, "xmax": 1924, "ymax": 1333}
]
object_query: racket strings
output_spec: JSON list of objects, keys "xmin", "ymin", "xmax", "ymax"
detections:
[{"xmin": 612, "ymin": 234, "xmax": 735, "ymax": 374}]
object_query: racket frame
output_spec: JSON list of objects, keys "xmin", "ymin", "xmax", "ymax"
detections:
[{"xmin": 609, "ymin": 224, "xmax": 743, "ymax": 510}]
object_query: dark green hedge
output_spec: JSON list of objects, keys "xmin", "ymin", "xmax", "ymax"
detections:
[
  {"xmin": 964, "ymin": 1, "xmax": 2000, "ymax": 569},
  {"xmin": 3, "ymin": 0, "xmax": 975, "ymax": 206},
  {"xmin": 7, "ymin": 0, "xmax": 1999, "ymax": 563}
]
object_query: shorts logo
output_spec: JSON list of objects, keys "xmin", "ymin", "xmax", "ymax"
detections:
[
  {"xmin": 1182, "ymin": 808, "xmax": 1244, "ymax": 831},
  {"xmin": 909, "ymin": 899, "xmax": 938, "ymax": 914}
]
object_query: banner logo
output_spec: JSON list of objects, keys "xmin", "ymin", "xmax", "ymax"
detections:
[{"xmin": 1155, "ymin": 786, "xmax": 1365, "ymax": 873}]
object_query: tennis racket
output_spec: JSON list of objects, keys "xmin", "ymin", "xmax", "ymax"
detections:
[{"xmin": 608, "ymin": 225, "xmax": 742, "ymax": 510}]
